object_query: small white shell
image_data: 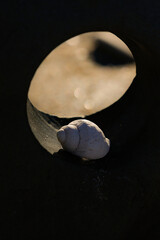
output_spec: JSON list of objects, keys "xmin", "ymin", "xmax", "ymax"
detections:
[{"xmin": 57, "ymin": 119, "xmax": 110, "ymax": 160}]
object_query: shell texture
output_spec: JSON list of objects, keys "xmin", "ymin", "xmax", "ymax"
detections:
[{"xmin": 57, "ymin": 119, "xmax": 110, "ymax": 160}]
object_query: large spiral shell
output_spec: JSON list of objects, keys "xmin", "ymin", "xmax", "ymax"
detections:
[{"xmin": 57, "ymin": 119, "xmax": 110, "ymax": 160}]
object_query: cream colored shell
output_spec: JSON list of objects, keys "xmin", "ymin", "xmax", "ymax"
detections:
[{"xmin": 57, "ymin": 119, "xmax": 110, "ymax": 160}]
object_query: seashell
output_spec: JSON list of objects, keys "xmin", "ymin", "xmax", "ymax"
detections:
[{"xmin": 57, "ymin": 119, "xmax": 110, "ymax": 160}]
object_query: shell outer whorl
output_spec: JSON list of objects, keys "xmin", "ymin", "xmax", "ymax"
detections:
[{"xmin": 67, "ymin": 119, "xmax": 110, "ymax": 160}]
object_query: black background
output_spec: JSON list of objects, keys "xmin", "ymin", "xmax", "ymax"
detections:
[{"xmin": 1, "ymin": 1, "xmax": 160, "ymax": 239}]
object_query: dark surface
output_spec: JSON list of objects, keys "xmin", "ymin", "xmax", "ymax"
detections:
[
  {"xmin": 90, "ymin": 39, "xmax": 134, "ymax": 66},
  {"xmin": 1, "ymin": 0, "xmax": 160, "ymax": 239}
]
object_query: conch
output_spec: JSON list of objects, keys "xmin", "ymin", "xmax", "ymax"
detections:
[{"xmin": 57, "ymin": 119, "xmax": 110, "ymax": 160}]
